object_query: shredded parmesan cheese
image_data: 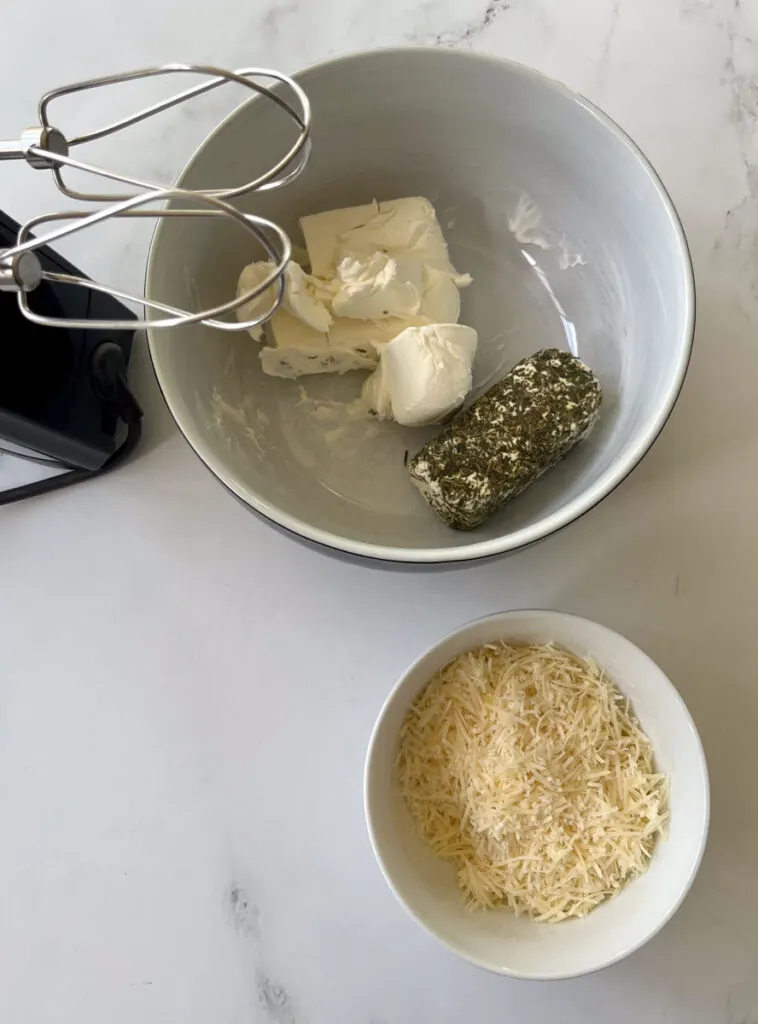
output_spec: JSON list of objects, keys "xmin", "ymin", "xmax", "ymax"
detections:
[{"xmin": 397, "ymin": 644, "xmax": 669, "ymax": 922}]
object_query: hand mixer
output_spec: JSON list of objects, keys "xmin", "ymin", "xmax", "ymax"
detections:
[
  {"xmin": 0, "ymin": 63, "xmax": 312, "ymax": 331},
  {"xmin": 0, "ymin": 64, "xmax": 310, "ymax": 504}
]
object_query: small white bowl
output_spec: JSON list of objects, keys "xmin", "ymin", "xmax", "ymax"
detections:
[{"xmin": 364, "ymin": 610, "xmax": 709, "ymax": 979}]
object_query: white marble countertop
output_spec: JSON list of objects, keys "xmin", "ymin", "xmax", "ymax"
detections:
[{"xmin": 2, "ymin": 1, "xmax": 758, "ymax": 1021}]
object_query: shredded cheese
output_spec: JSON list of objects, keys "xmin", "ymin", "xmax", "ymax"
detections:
[{"xmin": 397, "ymin": 643, "xmax": 669, "ymax": 922}]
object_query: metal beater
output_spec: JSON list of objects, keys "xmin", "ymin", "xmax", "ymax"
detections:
[{"xmin": 0, "ymin": 63, "xmax": 312, "ymax": 331}]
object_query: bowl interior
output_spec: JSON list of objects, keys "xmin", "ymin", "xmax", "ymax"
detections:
[
  {"xmin": 147, "ymin": 50, "xmax": 692, "ymax": 560},
  {"xmin": 364, "ymin": 611, "xmax": 708, "ymax": 978}
]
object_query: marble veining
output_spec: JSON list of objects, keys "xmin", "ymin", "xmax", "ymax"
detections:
[
  {"xmin": 230, "ymin": 884, "xmax": 263, "ymax": 940},
  {"xmin": 409, "ymin": 0, "xmax": 512, "ymax": 47}
]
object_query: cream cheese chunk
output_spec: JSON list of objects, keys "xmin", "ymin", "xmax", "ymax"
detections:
[
  {"xmin": 236, "ymin": 198, "xmax": 476, "ymax": 421},
  {"xmin": 236, "ymin": 260, "xmax": 333, "ymax": 338},
  {"xmin": 361, "ymin": 323, "xmax": 478, "ymax": 427},
  {"xmin": 260, "ymin": 310, "xmax": 429, "ymax": 379},
  {"xmin": 332, "ymin": 252, "xmax": 424, "ymax": 320},
  {"xmin": 300, "ymin": 197, "xmax": 467, "ymax": 279}
]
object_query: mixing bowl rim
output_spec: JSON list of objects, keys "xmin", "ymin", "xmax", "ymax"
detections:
[
  {"xmin": 363, "ymin": 608, "xmax": 710, "ymax": 978},
  {"xmin": 146, "ymin": 47, "xmax": 696, "ymax": 565}
]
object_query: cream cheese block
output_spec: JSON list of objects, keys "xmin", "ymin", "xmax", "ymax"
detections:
[
  {"xmin": 300, "ymin": 196, "xmax": 469, "ymax": 280},
  {"xmin": 260, "ymin": 310, "xmax": 429, "ymax": 378}
]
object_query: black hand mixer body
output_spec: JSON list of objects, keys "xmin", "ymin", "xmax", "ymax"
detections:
[{"xmin": 0, "ymin": 209, "xmax": 135, "ymax": 469}]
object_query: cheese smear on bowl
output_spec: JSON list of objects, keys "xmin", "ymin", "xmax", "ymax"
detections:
[{"xmin": 236, "ymin": 197, "xmax": 476, "ymax": 427}]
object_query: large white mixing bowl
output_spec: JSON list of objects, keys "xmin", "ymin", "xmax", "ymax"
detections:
[{"xmin": 146, "ymin": 49, "xmax": 694, "ymax": 565}]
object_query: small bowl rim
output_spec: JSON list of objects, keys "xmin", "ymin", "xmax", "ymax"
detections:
[
  {"xmin": 363, "ymin": 609, "xmax": 710, "ymax": 979},
  {"xmin": 146, "ymin": 47, "xmax": 696, "ymax": 565}
]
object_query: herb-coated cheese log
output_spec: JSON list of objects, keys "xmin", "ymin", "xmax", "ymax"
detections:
[{"xmin": 408, "ymin": 349, "xmax": 602, "ymax": 530}]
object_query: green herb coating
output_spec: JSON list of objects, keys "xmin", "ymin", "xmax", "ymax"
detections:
[{"xmin": 408, "ymin": 349, "xmax": 602, "ymax": 530}]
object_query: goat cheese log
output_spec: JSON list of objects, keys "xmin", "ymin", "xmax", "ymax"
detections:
[{"xmin": 408, "ymin": 349, "xmax": 602, "ymax": 530}]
